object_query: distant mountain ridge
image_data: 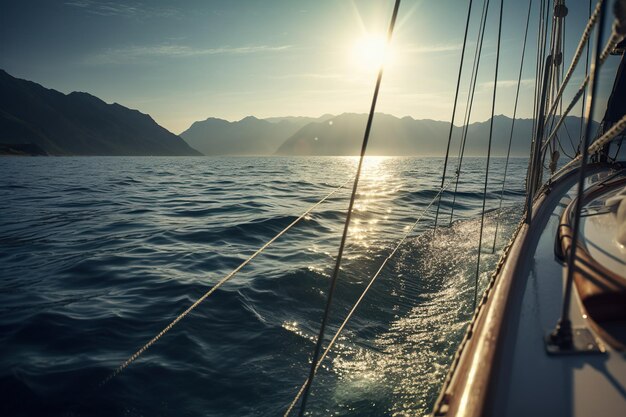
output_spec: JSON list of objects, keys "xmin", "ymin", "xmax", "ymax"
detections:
[
  {"xmin": 0, "ymin": 69, "xmax": 591, "ymax": 158},
  {"xmin": 276, "ymin": 112, "xmax": 591, "ymax": 157},
  {"xmin": 0, "ymin": 69, "xmax": 200, "ymax": 156},
  {"xmin": 183, "ymin": 112, "xmax": 589, "ymax": 157},
  {"xmin": 180, "ymin": 114, "xmax": 333, "ymax": 156}
]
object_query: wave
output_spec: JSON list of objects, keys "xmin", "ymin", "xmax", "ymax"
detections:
[{"xmin": 0, "ymin": 156, "xmax": 527, "ymax": 416}]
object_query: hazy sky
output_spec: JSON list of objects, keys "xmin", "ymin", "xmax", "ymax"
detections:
[{"xmin": 0, "ymin": 0, "xmax": 620, "ymax": 133}]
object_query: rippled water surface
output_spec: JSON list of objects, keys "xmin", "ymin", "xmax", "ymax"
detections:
[{"xmin": 0, "ymin": 156, "xmax": 527, "ymax": 416}]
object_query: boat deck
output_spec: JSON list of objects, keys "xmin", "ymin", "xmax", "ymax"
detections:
[{"xmin": 488, "ymin": 170, "xmax": 626, "ymax": 416}]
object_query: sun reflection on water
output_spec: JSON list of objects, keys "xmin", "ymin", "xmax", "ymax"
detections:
[{"xmin": 344, "ymin": 156, "xmax": 401, "ymax": 249}]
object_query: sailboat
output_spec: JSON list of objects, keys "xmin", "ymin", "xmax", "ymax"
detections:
[
  {"xmin": 430, "ymin": 0, "xmax": 626, "ymax": 416},
  {"xmin": 98, "ymin": 0, "xmax": 626, "ymax": 416},
  {"xmin": 287, "ymin": 0, "xmax": 626, "ymax": 415}
]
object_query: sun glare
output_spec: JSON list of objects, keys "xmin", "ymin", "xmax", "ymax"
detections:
[{"xmin": 352, "ymin": 34, "xmax": 393, "ymax": 72}]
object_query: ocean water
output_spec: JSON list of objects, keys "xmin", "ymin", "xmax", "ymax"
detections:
[{"xmin": 0, "ymin": 156, "xmax": 527, "ymax": 417}]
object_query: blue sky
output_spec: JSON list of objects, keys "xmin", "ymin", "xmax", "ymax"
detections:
[{"xmin": 0, "ymin": 0, "xmax": 620, "ymax": 133}]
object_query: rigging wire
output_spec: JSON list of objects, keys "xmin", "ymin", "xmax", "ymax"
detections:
[
  {"xmin": 560, "ymin": 16, "xmax": 579, "ymax": 156},
  {"xmin": 552, "ymin": 113, "xmax": 626, "ymax": 180},
  {"xmin": 580, "ymin": 0, "xmax": 593, "ymax": 154},
  {"xmin": 587, "ymin": 113, "xmax": 626, "ymax": 154},
  {"xmin": 562, "ymin": 121, "xmax": 578, "ymax": 156},
  {"xmin": 99, "ymin": 178, "xmax": 351, "ymax": 387},
  {"xmin": 548, "ymin": 1, "xmax": 568, "ymax": 166},
  {"xmin": 537, "ymin": 0, "xmax": 551, "ymax": 125},
  {"xmin": 540, "ymin": 28, "xmax": 625, "ymax": 156},
  {"xmin": 283, "ymin": 178, "xmax": 455, "ymax": 417},
  {"xmin": 473, "ymin": 0, "xmax": 504, "ymax": 312},
  {"xmin": 528, "ymin": 0, "xmax": 549, "ymax": 193},
  {"xmin": 526, "ymin": 53, "xmax": 552, "ymax": 223},
  {"xmin": 542, "ymin": 4, "xmax": 574, "ymax": 174},
  {"xmin": 491, "ymin": 0, "xmax": 533, "ymax": 253},
  {"xmin": 539, "ymin": 0, "xmax": 626, "ymax": 160},
  {"xmin": 545, "ymin": 1, "xmax": 559, "ymax": 119},
  {"xmin": 433, "ymin": 0, "xmax": 474, "ymax": 230},
  {"xmin": 542, "ymin": 0, "xmax": 563, "ymax": 178},
  {"xmin": 555, "ymin": 132, "xmax": 576, "ymax": 159},
  {"xmin": 550, "ymin": 0, "xmax": 607, "ymax": 349},
  {"xmin": 548, "ymin": 0, "xmax": 626, "ymax": 181},
  {"xmin": 295, "ymin": 1, "xmax": 402, "ymax": 415},
  {"xmin": 532, "ymin": 0, "xmax": 545, "ymax": 137},
  {"xmin": 449, "ymin": 0, "xmax": 491, "ymax": 225},
  {"xmin": 542, "ymin": 0, "xmax": 605, "ymax": 129}
]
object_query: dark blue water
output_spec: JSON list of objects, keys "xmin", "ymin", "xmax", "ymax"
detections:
[{"xmin": 0, "ymin": 156, "xmax": 527, "ymax": 416}]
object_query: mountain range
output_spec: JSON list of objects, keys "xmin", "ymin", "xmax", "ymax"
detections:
[
  {"xmin": 179, "ymin": 115, "xmax": 333, "ymax": 156},
  {"xmin": 186, "ymin": 112, "xmax": 587, "ymax": 157},
  {"xmin": 0, "ymin": 69, "xmax": 589, "ymax": 158},
  {"xmin": 0, "ymin": 70, "xmax": 199, "ymax": 156}
]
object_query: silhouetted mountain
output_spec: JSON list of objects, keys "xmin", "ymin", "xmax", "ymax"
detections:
[
  {"xmin": 276, "ymin": 112, "xmax": 591, "ymax": 157},
  {"xmin": 180, "ymin": 114, "xmax": 337, "ymax": 156},
  {"xmin": 0, "ymin": 69, "xmax": 200, "ymax": 156},
  {"xmin": 180, "ymin": 116, "xmax": 296, "ymax": 155}
]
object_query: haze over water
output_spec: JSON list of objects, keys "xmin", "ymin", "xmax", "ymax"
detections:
[{"xmin": 0, "ymin": 155, "xmax": 525, "ymax": 416}]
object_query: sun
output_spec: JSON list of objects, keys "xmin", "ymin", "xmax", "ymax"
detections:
[{"xmin": 352, "ymin": 34, "xmax": 393, "ymax": 72}]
